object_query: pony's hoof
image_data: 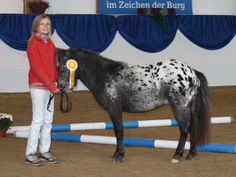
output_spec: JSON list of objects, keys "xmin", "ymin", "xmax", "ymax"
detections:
[
  {"xmin": 186, "ymin": 152, "xmax": 198, "ymax": 160},
  {"xmin": 171, "ymin": 158, "xmax": 180, "ymax": 163},
  {"xmin": 112, "ymin": 156, "xmax": 124, "ymax": 163},
  {"xmin": 112, "ymin": 152, "xmax": 124, "ymax": 163}
]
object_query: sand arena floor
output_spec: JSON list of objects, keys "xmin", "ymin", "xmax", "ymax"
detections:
[{"xmin": 0, "ymin": 86, "xmax": 236, "ymax": 177}]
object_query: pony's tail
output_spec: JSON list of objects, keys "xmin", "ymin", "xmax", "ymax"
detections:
[{"xmin": 191, "ymin": 70, "xmax": 211, "ymax": 146}]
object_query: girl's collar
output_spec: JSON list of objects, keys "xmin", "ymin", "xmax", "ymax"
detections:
[{"xmin": 35, "ymin": 33, "xmax": 49, "ymax": 43}]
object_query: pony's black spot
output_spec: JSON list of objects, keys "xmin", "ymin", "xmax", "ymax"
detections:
[
  {"xmin": 142, "ymin": 83, "xmax": 147, "ymax": 87},
  {"xmin": 175, "ymin": 67, "xmax": 178, "ymax": 69},
  {"xmin": 181, "ymin": 67, "xmax": 187, "ymax": 75},
  {"xmin": 144, "ymin": 74, "xmax": 148, "ymax": 76},
  {"xmin": 138, "ymin": 87, "xmax": 142, "ymax": 91},
  {"xmin": 173, "ymin": 81, "xmax": 177, "ymax": 84},
  {"xmin": 178, "ymin": 86, "xmax": 185, "ymax": 96},
  {"xmin": 170, "ymin": 59, "xmax": 178, "ymax": 64},
  {"xmin": 157, "ymin": 62, "xmax": 163, "ymax": 66},
  {"xmin": 149, "ymin": 64, "xmax": 153, "ymax": 69},
  {"xmin": 148, "ymin": 80, "xmax": 152, "ymax": 83},
  {"xmin": 174, "ymin": 99, "xmax": 179, "ymax": 104},
  {"xmin": 145, "ymin": 69, "xmax": 150, "ymax": 72},
  {"xmin": 170, "ymin": 63, "xmax": 175, "ymax": 66},
  {"xmin": 188, "ymin": 76, "xmax": 193, "ymax": 87},
  {"xmin": 177, "ymin": 74, "xmax": 184, "ymax": 81},
  {"xmin": 187, "ymin": 66, "xmax": 192, "ymax": 73},
  {"xmin": 163, "ymin": 66, "xmax": 167, "ymax": 69}
]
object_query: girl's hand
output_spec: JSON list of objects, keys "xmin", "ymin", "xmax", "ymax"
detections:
[{"xmin": 53, "ymin": 88, "xmax": 61, "ymax": 95}]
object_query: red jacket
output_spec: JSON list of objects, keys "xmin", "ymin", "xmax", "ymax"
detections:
[{"xmin": 27, "ymin": 35, "xmax": 58, "ymax": 93}]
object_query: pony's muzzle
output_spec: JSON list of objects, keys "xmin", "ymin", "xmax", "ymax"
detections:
[
  {"xmin": 58, "ymin": 82, "xmax": 73, "ymax": 94},
  {"xmin": 57, "ymin": 82, "xmax": 66, "ymax": 92}
]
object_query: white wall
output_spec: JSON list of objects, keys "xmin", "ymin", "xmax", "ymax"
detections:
[
  {"xmin": 0, "ymin": 0, "xmax": 236, "ymax": 92},
  {"xmin": 0, "ymin": 0, "xmax": 235, "ymax": 15},
  {"xmin": 45, "ymin": 0, "xmax": 96, "ymax": 14},
  {"xmin": 193, "ymin": 0, "xmax": 236, "ymax": 15},
  {"xmin": 0, "ymin": 0, "xmax": 23, "ymax": 13}
]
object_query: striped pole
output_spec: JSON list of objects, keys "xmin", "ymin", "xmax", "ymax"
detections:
[
  {"xmin": 14, "ymin": 131, "xmax": 236, "ymax": 154},
  {"xmin": 7, "ymin": 116, "xmax": 233, "ymax": 134}
]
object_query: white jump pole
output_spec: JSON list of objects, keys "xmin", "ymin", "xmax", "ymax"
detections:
[
  {"xmin": 7, "ymin": 116, "xmax": 233, "ymax": 134},
  {"xmin": 14, "ymin": 131, "xmax": 236, "ymax": 154}
]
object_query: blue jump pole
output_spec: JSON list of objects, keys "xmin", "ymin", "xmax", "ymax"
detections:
[
  {"xmin": 49, "ymin": 133, "xmax": 236, "ymax": 154},
  {"xmin": 7, "ymin": 116, "xmax": 233, "ymax": 134}
]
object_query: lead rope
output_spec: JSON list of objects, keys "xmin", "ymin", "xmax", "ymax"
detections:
[
  {"xmin": 47, "ymin": 93, "xmax": 72, "ymax": 113},
  {"xmin": 47, "ymin": 94, "xmax": 55, "ymax": 112},
  {"xmin": 60, "ymin": 93, "xmax": 72, "ymax": 113}
]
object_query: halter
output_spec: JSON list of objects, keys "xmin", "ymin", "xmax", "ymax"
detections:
[{"xmin": 47, "ymin": 59, "xmax": 78, "ymax": 113}]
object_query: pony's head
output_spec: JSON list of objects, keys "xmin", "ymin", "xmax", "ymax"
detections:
[{"xmin": 56, "ymin": 48, "xmax": 78, "ymax": 93}]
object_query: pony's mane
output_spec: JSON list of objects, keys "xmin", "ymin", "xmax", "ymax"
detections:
[
  {"xmin": 74, "ymin": 48, "xmax": 126, "ymax": 66},
  {"xmin": 76, "ymin": 48, "xmax": 100, "ymax": 58}
]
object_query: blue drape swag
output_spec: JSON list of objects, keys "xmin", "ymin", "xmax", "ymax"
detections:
[
  {"xmin": 0, "ymin": 14, "xmax": 235, "ymax": 52},
  {"xmin": 0, "ymin": 14, "xmax": 37, "ymax": 50},
  {"xmin": 117, "ymin": 15, "xmax": 177, "ymax": 52},
  {"xmin": 0, "ymin": 14, "xmax": 55, "ymax": 51},
  {"xmin": 177, "ymin": 15, "xmax": 236, "ymax": 50},
  {"xmin": 55, "ymin": 14, "xmax": 117, "ymax": 52}
]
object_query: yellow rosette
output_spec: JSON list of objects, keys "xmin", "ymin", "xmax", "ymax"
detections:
[{"xmin": 66, "ymin": 59, "xmax": 78, "ymax": 89}]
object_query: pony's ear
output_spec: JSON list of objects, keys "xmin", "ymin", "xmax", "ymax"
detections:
[
  {"xmin": 55, "ymin": 48, "xmax": 66, "ymax": 65},
  {"xmin": 68, "ymin": 47, "xmax": 80, "ymax": 59},
  {"xmin": 56, "ymin": 48, "xmax": 68, "ymax": 60},
  {"xmin": 69, "ymin": 47, "xmax": 78, "ymax": 55},
  {"xmin": 55, "ymin": 48, "xmax": 65, "ymax": 56}
]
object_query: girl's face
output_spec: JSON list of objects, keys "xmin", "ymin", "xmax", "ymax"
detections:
[{"xmin": 37, "ymin": 18, "xmax": 51, "ymax": 35}]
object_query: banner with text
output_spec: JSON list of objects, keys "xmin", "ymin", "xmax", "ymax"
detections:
[{"xmin": 97, "ymin": 0, "xmax": 192, "ymax": 14}]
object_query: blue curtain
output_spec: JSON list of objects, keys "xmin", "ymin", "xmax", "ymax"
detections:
[
  {"xmin": 55, "ymin": 14, "xmax": 117, "ymax": 53},
  {"xmin": 177, "ymin": 15, "xmax": 236, "ymax": 50},
  {"xmin": 117, "ymin": 15, "xmax": 178, "ymax": 52},
  {"xmin": 0, "ymin": 14, "xmax": 235, "ymax": 52},
  {"xmin": 0, "ymin": 14, "xmax": 37, "ymax": 51},
  {"xmin": 0, "ymin": 14, "xmax": 55, "ymax": 51}
]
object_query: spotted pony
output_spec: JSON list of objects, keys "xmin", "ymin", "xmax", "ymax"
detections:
[{"xmin": 56, "ymin": 48, "xmax": 210, "ymax": 163}]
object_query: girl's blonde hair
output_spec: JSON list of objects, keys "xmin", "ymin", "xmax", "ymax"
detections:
[{"xmin": 29, "ymin": 14, "xmax": 52, "ymax": 41}]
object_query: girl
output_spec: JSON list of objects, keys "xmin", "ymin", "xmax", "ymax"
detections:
[{"xmin": 25, "ymin": 14, "xmax": 60, "ymax": 166}]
